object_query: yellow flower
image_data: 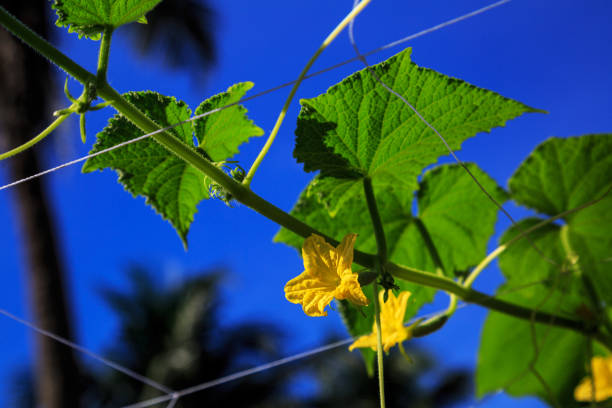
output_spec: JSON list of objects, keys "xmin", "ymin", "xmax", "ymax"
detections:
[
  {"xmin": 284, "ymin": 233, "xmax": 368, "ymax": 317},
  {"xmin": 349, "ymin": 290, "xmax": 412, "ymax": 352},
  {"xmin": 574, "ymin": 356, "xmax": 612, "ymax": 402}
]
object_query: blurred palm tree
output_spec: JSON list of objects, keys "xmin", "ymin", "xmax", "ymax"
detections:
[
  {"xmin": 125, "ymin": 0, "xmax": 216, "ymax": 71},
  {"xmin": 11, "ymin": 266, "xmax": 472, "ymax": 408},
  {"xmin": 1, "ymin": 1, "xmax": 217, "ymax": 407},
  {"xmin": 81, "ymin": 268, "xmax": 299, "ymax": 408},
  {"xmin": 79, "ymin": 268, "xmax": 472, "ymax": 408}
]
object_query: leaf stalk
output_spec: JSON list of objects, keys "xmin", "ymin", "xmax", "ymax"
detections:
[{"xmin": 372, "ymin": 281, "xmax": 387, "ymax": 408}]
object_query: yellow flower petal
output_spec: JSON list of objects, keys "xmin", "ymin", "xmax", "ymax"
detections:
[
  {"xmin": 284, "ymin": 271, "xmax": 336, "ymax": 317},
  {"xmin": 334, "ymin": 273, "xmax": 368, "ymax": 306},
  {"xmin": 301, "ymin": 235, "xmax": 338, "ymax": 283},
  {"xmin": 348, "ymin": 333, "xmax": 377, "ymax": 351},
  {"xmin": 349, "ymin": 290, "xmax": 412, "ymax": 352},
  {"xmin": 575, "ymin": 356, "xmax": 612, "ymax": 402},
  {"xmin": 285, "ymin": 233, "xmax": 368, "ymax": 317},
  {"xmin": 336, "ymin": 233, "xmax": 357, "ymax": 276}
]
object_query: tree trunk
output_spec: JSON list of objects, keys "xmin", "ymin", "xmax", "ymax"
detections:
[{"xmin": 0, "ymin": 2, "xmax": 81, "ymax": 407}]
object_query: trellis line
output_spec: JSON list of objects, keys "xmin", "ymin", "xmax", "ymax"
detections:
[
  {"xmin": 0, "ymin": 0, "xmax": 511, "ymax": 193},
  {"xmin": 0, "ymin": 308, "xmax": 174, "ymax": 395}
]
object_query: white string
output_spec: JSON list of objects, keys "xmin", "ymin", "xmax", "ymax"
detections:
[
  {"xmin": 1, "ymin": 264, "xmax": 569, "ymax": 408},
  {"xmin": 164, "ymin": 395, "xmax": 179, "ymax": 408},
  {"xmin": 0, "ymin": 308, "xmax": 174, "ymax": 395},
  {"xmin": 120, "ymin": 305, "xmax": 457, "ymax": 408},
  {"xmin": 0, "ymin": 0, "xmax": 511, "ymax": 193}
]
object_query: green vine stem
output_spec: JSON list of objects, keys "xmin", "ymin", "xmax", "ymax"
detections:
[
  {"xmin": 364, "ymin": 176, "xmax": 388, "ymax": 408},
  {"xmin": 1, "ymin": 4, "xmax": 608, "ymax": 344},
  {"xmin": 242, "ymin": 0, "xmax": 371, "ymax": 187},
  {"xmin": 413, "ymin": 218, "xmax": 444, "ymax": 276},
  {"xmin": 0, "ymin": 114, "xmax": 70, "ymax": 161},
  {"xmin": 411, "ymin": 293, "xmax": 458, "ymax": 338},
  {"xmin": 372, "ymin": 281, "xmax": 387, "ymax": 408},
  {"xmin": 0, "ymin": 6, "xmax": 95, "ymax": 84},
  {"xmin": 462, "ymin": 245, "xmax": 507, "ymax": 289},
  {"xmin": 96, "ymin": 26, "xmax": 113, "ymax": 85},
  {"xmin": 363, "ymin": 177, "xmax": 388, "ymax": 264},
  {"xmin": 413, "ymin": 217, "xmax": 458, "ymax": 327},
  {"xmin": 385, "ymin": 261, "xmax": 612, "ymax": 347}
]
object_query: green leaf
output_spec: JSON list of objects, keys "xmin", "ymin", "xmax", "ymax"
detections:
[
  {"xmin": 193, "ymin": 82, "xmax": 264, "ymax": 161},
  {"xmin": 294, "ymin": 47, "xmax": 542, "ymax": 215},
  {"xmin": 507, "ymin": 135, "xmax": 612, "ymax": 304},
  {"xmin": 83, "ymin": 83, "xmax": 262, "ymax": 247},
  {"xmin": 477, "ymin": 289, "xmax": 589, "ymax": 407},
  {"xmin": 276, "ymin": 163, "xmax": 506, "ymax": 370},
  {"xmin": 53, "ymin": 0, "xmax": 163, "ymax": 39},
  {"xmin": 498, "ymin": 219, "xmax": 587, "ymax": 300},
  {"xmin": 477, "ymin": 135, "xmax": 612, "ymax": 404}
]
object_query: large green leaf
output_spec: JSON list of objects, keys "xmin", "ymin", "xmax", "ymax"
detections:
[
  {"xmin": 477, "ymin": 289, "xmax": 589, "ymax": 407},
  {"xmin": 507, "ymin": 135, "xmax": 612, "ymax": 303},
  {"xmin": 53, "ymin": 0, "xmax": 162, "ymax": 39},
  {"xmin": 498, "ymin": 218, "xmax": 588, "ymax": 300},
  {"xmin": 83, "ymin": 83, "xmax": 262, "ymax": 247},
  {"xmin": 276, "ymin": 163, "xmax": 506, "ymax": 369},
  {"xmin": 294, "ymin": 47, "xmax": 542, "ymax": 215},
  {"xmin": 477, "ymin": 134, "xmax": 612, "ymax": 405}
]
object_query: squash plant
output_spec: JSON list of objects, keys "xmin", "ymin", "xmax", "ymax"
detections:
[{"xmin": 0, "ymin": 1, "xmax": 611, "ymax": 407}]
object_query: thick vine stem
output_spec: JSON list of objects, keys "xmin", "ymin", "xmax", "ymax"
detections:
[
  {"xmin": 94, "ymin": 83, "xmax": 382, "ymax": 263},
  {"xmin": 3, "ymin": 4, "xmax": 609, "ymax": 345},
  {"xmin": 0, "ymin": 6, "xmax": 94, "ymax": 84},
  {"xmin": 385, "ymin": 262, "xmax": 610, "ymax": 343},
  {"xmin": 242, "ymin": 0, "xmax": 371, "ymax": 186}
]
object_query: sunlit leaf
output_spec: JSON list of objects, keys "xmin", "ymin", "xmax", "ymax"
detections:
[
  {"xmin": 83, "ymin": 83, "xmax": 262, "ymax": 246},
  {"xmin": 294, "ymin": 47, "xmax": 541, "ymax": 215},
  {"xmin": 53, "ymin": 0, "xmax": 163, "ymax": 39}
]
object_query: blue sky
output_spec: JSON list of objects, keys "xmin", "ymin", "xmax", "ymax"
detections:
[{"xmin": 1, "ymin": 1, "xmax": 611, "ymax": 407}]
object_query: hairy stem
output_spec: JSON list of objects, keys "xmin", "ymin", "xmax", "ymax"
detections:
[
  {"xmin": 243, "ymin": 0, "xmax": 371, "ymax": 186},
  {"xmin": 0, "ymin": 6, "xmax": 95, "ymax": 84},
  {"xmin": 372, "ymin": 282, "xmax": 386, "ymax": 408},
  {"xmin": 0, "ymin": 114, "xmax": 70, "ymax": 161},
  {"xmin": 364, "ymin": 176, "xmax": 388, "ymax": 408}
]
